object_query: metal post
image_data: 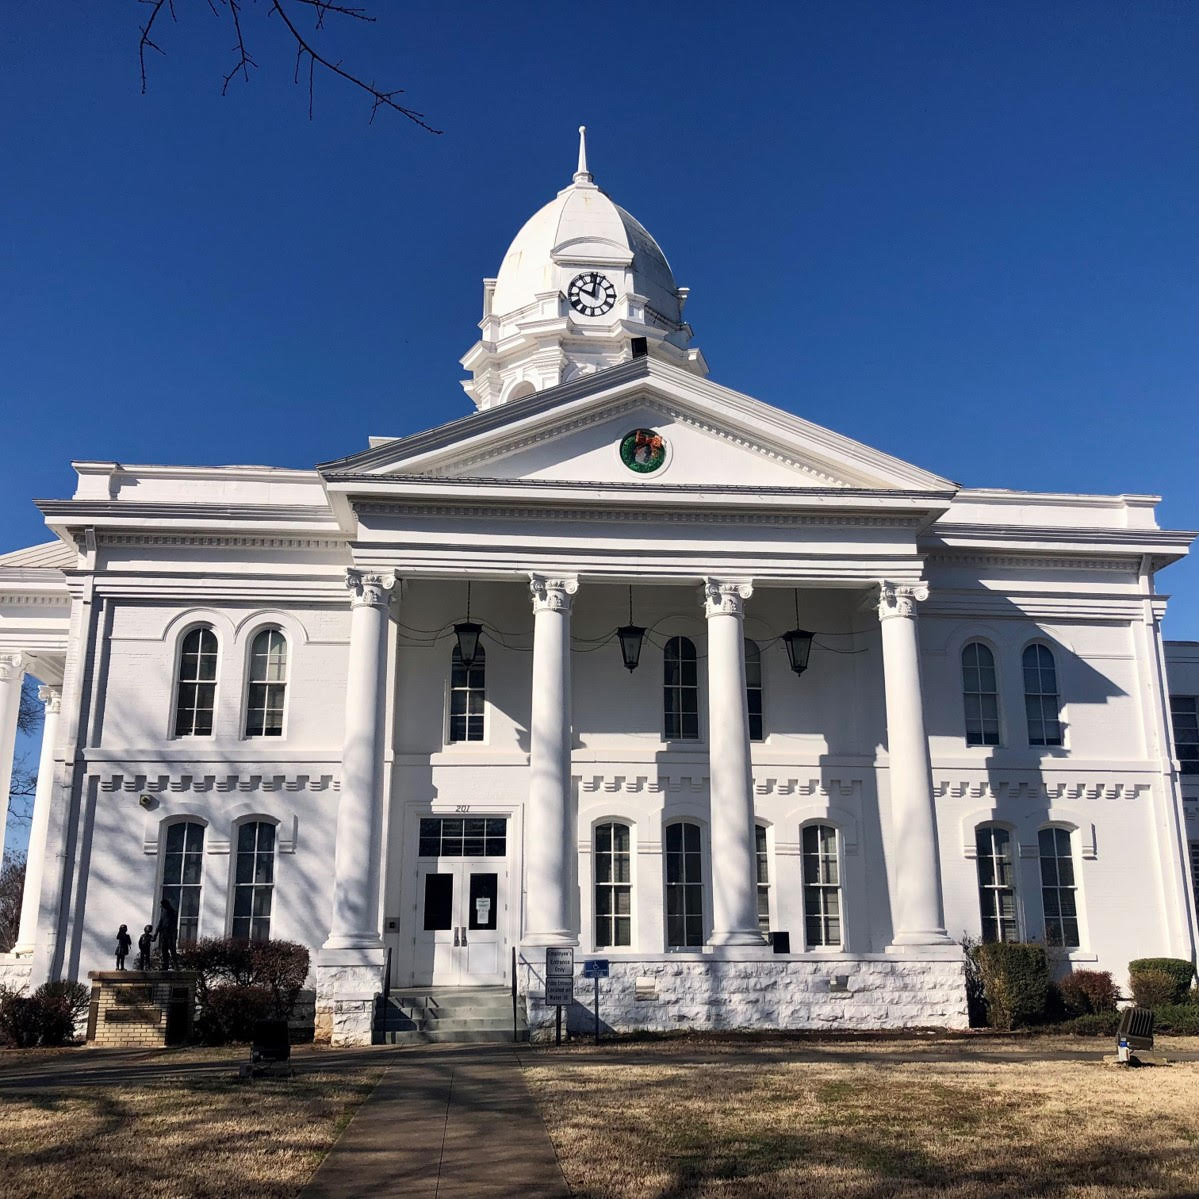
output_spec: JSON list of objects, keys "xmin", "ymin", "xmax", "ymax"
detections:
[
  {"xmin": 511, "ymin": 946, "xmax": 518, "ymax": 1043},
  {"xmin": 594, "ymin": 975, "xmax": 600, "ymax": 1045},
  {"xmin": 556, "ymin": 1003, "xmax": 562, "ymax": 1047}
]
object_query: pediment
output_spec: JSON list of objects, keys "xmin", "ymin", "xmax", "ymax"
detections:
[{"xmin": 319, "ymin": 359, "xmax": 957, "ymax": 494}]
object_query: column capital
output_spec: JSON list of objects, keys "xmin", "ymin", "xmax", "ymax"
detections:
[
  {"xmin": 702, "ymin": 578, "xmax": 754, "ymax": 620},
  {"xmin": 0, "ymin": 652, "xmax": 26, "ymax": 682},
  {"xmin": 877, "ymin": 581, "xmax": 929, "ymax": 621},
  {"xmin": 37, "ymin": 685, "xmax": 62, "ymax": 715},
  {"xmin": 529, "ymin": 574, "xmax": 578, "ymax": 614},
  {"xmin": 345, "ymin": 569, "xmax": 398, "ymax": 609}
]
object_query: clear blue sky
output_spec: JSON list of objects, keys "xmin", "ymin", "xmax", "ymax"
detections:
[{"xmin": 2, "ymin": 2, "xmax": 1197, "ymax": 620}]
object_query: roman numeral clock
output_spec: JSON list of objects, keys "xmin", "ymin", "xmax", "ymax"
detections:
[{"xmin": 568, "ymin": 271, "xmax": 617, "ymax": 317}]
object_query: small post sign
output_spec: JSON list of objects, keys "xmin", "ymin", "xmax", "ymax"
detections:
[
  {"xmin": 545, "ymin": 947, "xmax": 574, "ymax": 1046},
  {"xmin": 582, "ymin": 959, "xmax": 609, "ymax": 1044}
]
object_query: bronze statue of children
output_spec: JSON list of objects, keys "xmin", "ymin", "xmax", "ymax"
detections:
[
  {"xmin": 115, "ymin": 924, "xmax": 132, "ymax": 970},
  {"xmin": 155, "ymin": 898, "xmax": 180, "ymax": 970},
  {"xmin": 137, "ymin": 924, "xmax": 154, "ymax": 972}
]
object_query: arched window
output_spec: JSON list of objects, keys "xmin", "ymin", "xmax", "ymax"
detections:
[
  {"xmin": 594, "ymin": 822, "xmax": 632, "ymax": 948},
  {"xmin": 1039, "ymin": 827, "xmax": 1079, "ymax": 948},
  {"xmin": 174, "ymin": 625, "xmax": 218, "ymax": 737},
  {"xmin": 976, "ymin": 825, "xmax": 1019, "ymax": 942},
  {"xmin": 961, "ymin": 642, "xmax": 1000, "ymax": 746},
  {"xmin": 449, "ymin": 643, "xmax": 486, "ymax": 742},
  {"xmin": 802, "ymin": 824, "xmax": 842, "ymax": 948},
  {"xmin": 663, "ymin": 636, "xmax": 699, "ymax": 741},
  {"xmin": 232, "ymin": 821, "xmax": 275, "ymax": 942},
  {"xmin": 245, "ymin": 628, "xmax": 287, "ymax": 737},
  {"xmin": 745, "ymin": 639, "xmax": 764, "ymax": 742},
  {"xmin": 1023, "ymin": 644, "xmax": 1063, "ymax": 746},
  {"xmin": 161, "ymin": 821, "xmax": 204, "ymax": 946},
  {"xmin": 755, "ymin": 824, "xmax": 770, "ymax": 933},
  {"xmin": 665, "ymin": 820, "xmax": 703, "ymax": 948}
]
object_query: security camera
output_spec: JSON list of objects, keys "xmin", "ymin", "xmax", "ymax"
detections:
[{"xmin": 138, "ymin": 794, "xmax": 155, "ymax": 810}]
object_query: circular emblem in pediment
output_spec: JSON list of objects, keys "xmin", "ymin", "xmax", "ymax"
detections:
[{"xmin": 619, "ymin": 428, "xmax": 667, "ymax": 474}]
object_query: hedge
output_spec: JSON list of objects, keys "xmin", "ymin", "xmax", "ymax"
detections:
[
  {"xmin": 1130, "ymin": 968, "xmax": 1178, "ymax": 1009},
  {"xmin": 1128, "ymin": 958, "xmax": 1194, "ymax": 1005},
  {"xmin": 0, "ymin": 981, "xmax": 90, "ymax": 1048},
  {"xmin": 974, "ymin": 941, "xmax": 1050, "ymax": 1030},
  {"xmin": 1057, "ymin": 969, "xmax": 1118, "ymax": 1016},
  {"xmin": 1150, "ymin": 1004, "xmax": 1199, "ymax": 1035}
]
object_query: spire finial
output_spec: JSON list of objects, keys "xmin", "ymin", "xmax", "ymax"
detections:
[{"xmin": 574, "ymin": 124, "xmax": 592, "ymax": 183}]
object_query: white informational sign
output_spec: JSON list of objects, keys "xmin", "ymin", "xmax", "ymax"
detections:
[
  {"xmin": 545, "ymin": 976, "xmax": 574, "ymax": 1006},
  {"xmin": 475, "ymin": 897, "xmax": 491, "ymax": 918},
  {"xmin": 545, "ymin": 947, "xmax": 574, "ymax": 977}
]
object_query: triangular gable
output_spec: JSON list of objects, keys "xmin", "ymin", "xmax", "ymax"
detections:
[{"xmin": 319, "ymin": 358, "xmax": 958, "ymax": 493}]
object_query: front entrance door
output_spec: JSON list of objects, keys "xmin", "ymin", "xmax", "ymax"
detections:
[{"xmin": 412, "ymin": 817, "xmax": 509, "ymax": 986}]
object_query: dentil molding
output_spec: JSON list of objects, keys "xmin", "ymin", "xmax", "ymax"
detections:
[{"xmin": 99, "ymin": 772, "xmax": 340, "ymax": 794}]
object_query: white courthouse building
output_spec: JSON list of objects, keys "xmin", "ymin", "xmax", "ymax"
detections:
[{"xmin": 2, "ymin": 132, "xmax": 1197, "ymax": 1043}]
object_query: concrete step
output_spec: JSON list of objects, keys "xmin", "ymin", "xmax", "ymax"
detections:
[
  {"xmin": 387, "ymin": 989, "xmax": 512, "ymax": 1013},
  {"xmin": 372, "ymin": 1027, "xmax": 530, "ymax": 1046},
  {"xmin": 421, "ymin": 1015, "xmax": 521, "ymax": 1032}
]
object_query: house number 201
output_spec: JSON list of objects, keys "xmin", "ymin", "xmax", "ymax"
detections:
[{"xmin": 455, "ymin": 805, "xmax": 470, "ymax": 813}]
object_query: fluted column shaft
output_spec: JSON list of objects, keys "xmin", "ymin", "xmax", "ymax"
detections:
[
  {"xmin": 703, "ymin": 579, "xmax": 765, "ymax": 946},
  {"xmin": 877, "ymin": 581, "xmax": 951, "ymax": 946},
  {"xmin": 324, "ymin": 570, "xmax": 395, "ymax": 951},
  {"xmin": 14, "ymin": 686, "xmax": 61, "ymax": 956},
  {"xmin": 524, "ymin": 574, "xmax": 578, "ymax": 947}
]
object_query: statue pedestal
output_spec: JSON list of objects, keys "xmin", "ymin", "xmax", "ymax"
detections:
[{"xmin": 86, "ymin": 971, "xmax": 196, "ymax": 1047}]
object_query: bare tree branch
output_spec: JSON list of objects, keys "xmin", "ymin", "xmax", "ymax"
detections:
[
  {"xmin": 137, "ymin": 0, "xmax": 442, "ymax": 133},
  {"xmin": 17, "ymin": 678, "xmax": 42, "ymax": 738}
]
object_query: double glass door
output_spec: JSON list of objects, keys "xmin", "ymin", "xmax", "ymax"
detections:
[{"xmin": 412, "ymin": 817, "xmax": 508, "ymax": 986}]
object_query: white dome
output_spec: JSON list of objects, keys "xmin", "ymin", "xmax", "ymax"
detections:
[{"xmin": 490, "ymin": 171, "xmax": 681, "ymax": 325}]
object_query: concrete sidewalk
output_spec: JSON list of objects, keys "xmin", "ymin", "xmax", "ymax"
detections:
[{"xmin": 300, "ymin": 1043, "xmax": 571, "ymax": 1199}]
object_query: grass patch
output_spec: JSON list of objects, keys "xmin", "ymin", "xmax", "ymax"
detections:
[
  {"xmin": 0, "ymin": 1052, "xmax": 382, "ymax": 1199},
  {"xmin": 523, "ymin": 1035, "xmax": 1199, "ymax": 1198}
]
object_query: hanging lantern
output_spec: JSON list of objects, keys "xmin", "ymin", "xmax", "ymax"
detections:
[
  {"xmin": 782, "ymin": 628, "xmax": 814, "ymax": 676},
  {"xmin": 454, "ymin": 581, "xmax": 482, "ymax": 668},
  {"xmin": 617, "ymin": 585, "xmax": 646, "ymax": 672},
  {"xmin": 782, "ymin": 588, "xmax": 814, "ymax": 676}
]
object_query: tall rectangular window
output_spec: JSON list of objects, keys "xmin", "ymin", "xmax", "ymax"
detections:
[
  {"xmin": 665, "ymin": 821, "xmax": 703, "ymax": 947},
  {"xmin": 663, "ymin": 637, "xmax": 699, "ymax": 741},
  {"xmin": 745, "ymin": 640, "xmax": 764, "ymax": 742},
  {"xmin": 594, "ymin": 822, "xmax": 632, "ymax": 948},
  {"xmin": 1023, "ymin": 644, "xmax": 1063, "ymax": 747},
  {"xmin": 962, "ymin": 642, "xmax": 1000, "ymax": 746},
  {"xmin": 449, "ymin": 645, "xmax": 485, "ymax": 742},
  {"xmin": 161, "ymin": 821, "xmax": 204, "ymax": 946},
  {"xmin": 174, "ymin": 626, "xmax": 218, "ymax": 737},
  {"xmin": 245, "ymin": 628, "xmax": 287, "ymax": 737},
  {"xmin": 232, "ymin": 821, "xmax": 275, "ymax": 942},
  {"xmin": 1038, "ymin": 827, "xmax": 1079, "ymax": 948},
  {"xmin": 802, "ymin": 824, "xmax": 842, "ymax": 947},
  {"xmin": 755, "ymin": 824, "xmax": 770, "ymax": 933},
  {"xmin": 1171, "ymin": 696, "xmax": 1199, "ymax": 775},
  {"xmin": 976, "ymin": 825, "xmax": 1019, "ymax": 942}
]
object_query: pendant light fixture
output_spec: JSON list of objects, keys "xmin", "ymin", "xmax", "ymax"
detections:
[
  {"xmin": 616, "ymin": 585, "xmax": 646, "ymax": 672},
  {"xmin": 453, "ymin": 581, "xmax": 483, "ymax": 668},
  {"xmin": 782, "ymin": 588, "xmax": 814, "ymax": 677}
]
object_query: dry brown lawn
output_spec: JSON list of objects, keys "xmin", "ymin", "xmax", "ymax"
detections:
[
  {"xmin": 524, "ymin": 1035, "xmax": 1199, "ymax": 1199},
  {"xmin": 0, "ymin": 1051, "xmax": 382, "ymax": 1199}
]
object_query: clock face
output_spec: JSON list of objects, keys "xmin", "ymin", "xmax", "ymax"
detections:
[{"xmin": 568, "ymin": 271, "xmax": 617, "ymax": 317}]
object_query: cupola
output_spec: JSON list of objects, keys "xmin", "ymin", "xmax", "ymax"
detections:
[{"xmin": 460, "ymin": 128, "xmax": 707, "ymax": 409}]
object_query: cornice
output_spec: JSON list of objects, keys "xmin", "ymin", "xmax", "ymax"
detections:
[
  {"xmin": 98, "ymin": 771, "xmax": 341, "ymax": 794},
  {"xmin": 925, "ymin": 551, "xmax": 1140, "ymax": 572},
  {"xmin": 38, "ymin": 501, "xmax": 336, "ymax": 524},
  {"xmin": 926, "ymin": 524, "xmax": 1194, "ymax": 549},
  {"xmin": 96, "ymin": 533, "xmax": 348, "ymax": 551}
]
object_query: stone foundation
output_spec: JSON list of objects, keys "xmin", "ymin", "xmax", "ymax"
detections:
[
  {"xmin": 0, "ymin": 954, "xmax": 34, "ymax": 994},
  {"xmin": 314, "ymin": 953, "xmax": 384, "ymax": 1045},
  {"xmin": 519, "ymin": 952, "xmax": 969, "ymax": 1042}
]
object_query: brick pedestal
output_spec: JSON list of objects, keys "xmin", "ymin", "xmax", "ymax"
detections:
[{"xmin": 86, "ymin": 971, "xmax": 196, "ymax": 1048}]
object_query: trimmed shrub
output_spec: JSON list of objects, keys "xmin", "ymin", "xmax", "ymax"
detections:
[
  {"xmin": 1150, "ymin": 1004, "xmax": 1199, "ymax": 1035},
  {"xmin": 0, "ymin": 981, "xmax": 90, "ymax": 1047},
  {"xmin": 179, "ymin": 936, "xmax": 311, "ymax": 1043},
  {"xmin": 1058, "ymin": 969, "xmax": 1118, "ymax": 1016},
  {"xmin": 1063, "ymin": 1011, "xmax": 1122, "ymax": 1037},
  {"xmin": 1130, "ymin": 968, "xmax": 1178, "ymax": 1009},
  {"xmin": 975, "ymin": 941, "xmax": 1050, "ymax": 1030},
  {"xmin": 1129, "ymin": 958, "xmax": 1194, "ymax": 1004},
  {"xmin": 199, "ymin": 985, "xmax": 275, "ymax": 1045}
]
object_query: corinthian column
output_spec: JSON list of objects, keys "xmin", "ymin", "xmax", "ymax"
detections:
[
  {"xmin": 13, "ymin": 686, "xmax": 61, "ymax": 957},
  {"xmin": 524, "ymin": 574, "xmax": 579, "ymax": 946},
  {"xmin": 323, "ymin": 569, "xmax": 395, "ymax": 951},
  {"xmin": 877, "ymin": 581, "xmax": 950, "ymax": 946},
  {"xmin": 0, "ymin": 653, "xmax": 26, "ymax": 868},
  {"xmin": 703, "ymin": 579, "xmax": 765, "ymax": 945}
]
